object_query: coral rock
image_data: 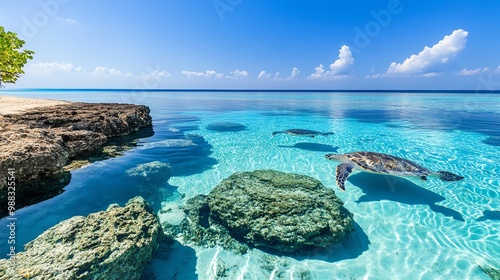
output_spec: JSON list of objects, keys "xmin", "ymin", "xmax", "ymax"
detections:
[{"xmin": 0, "ymin": 196, "xmax": 163, "ymax": 280}]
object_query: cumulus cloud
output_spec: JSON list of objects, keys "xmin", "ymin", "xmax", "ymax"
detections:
[
  {"xmin": 182, "ymin": 69, "xmax": 249, "ymax": 79},
  {"xmin": 308, "ymin": 45, "xmax": 354, "ymax": 79},
  {"xmin": 257, "ymin": 68, "xmax": 299, "ymax": 81},
  {"xmin": 458, "ymin": 67, "xmax": 490, "ymax": 76},
  {"xmin": 387, "ymin": 29, "xmax": 468, "ymax": 76},
  {"xmin": 139, "ymin": 69, "xmax": 171, "ymax": 81},
  {"xmin": 30, "ymin": 61, "xmax": 170, "ymax": 82},
  {"xmin": 93, "ymin": 66, "xmax": 134, "ymax": 77},
  {"xmin": 229, "ymin": 69, "xmax": 248, "ymax": 79},
  {"xmin": 31, "ymin": 62, "xmax": 85, "ymax": 73},
  {"xmin": 55, "ymin": 17, "xmax": 77, "ymax": 24},
  {"xmin": 286, "ymin": 67, "xmax": 300, "ymax": 80},
  {"xmin": 258, "ymin": 70, "xmax": 271, "ymax": 79}
]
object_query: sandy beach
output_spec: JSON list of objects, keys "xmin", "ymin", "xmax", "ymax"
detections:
[{"xmin": 0, "ymin": 95, "xmax": 70, "ymax": 115}]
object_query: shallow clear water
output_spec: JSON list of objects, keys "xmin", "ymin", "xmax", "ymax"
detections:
[{"xmin": 1, "ymin": 90, "xmax": 499, "ymax": 279}]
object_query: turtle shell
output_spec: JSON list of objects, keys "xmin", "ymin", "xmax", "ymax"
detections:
[{"xmin": 344, "ymin": 151, "xmax": 431, "ymax": 176}]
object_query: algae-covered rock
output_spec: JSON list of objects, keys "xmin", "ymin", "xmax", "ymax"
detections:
[
  {"xmin": 126, "ymin": 161, "xmax": 172, "ymax": 183},
  {"xmin": 0, "ymin": 196, "xmax": 163, "ymax": 280},
  {"xmin": 208, "ymin": 170, "xmax": 354, "ymax": 253},
  {"xmin": 164, "ymin": 170, "xmax": 354, "ymax": 254}
]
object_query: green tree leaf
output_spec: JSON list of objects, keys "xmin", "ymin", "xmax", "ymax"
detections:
[{"xmin": 0, "ymin": 26, "xmax": 35, "ymax": 87}]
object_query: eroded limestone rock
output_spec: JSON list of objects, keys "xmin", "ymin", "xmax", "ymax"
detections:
[{"xmin": 0, "ymin": 196, "xmax": 163, "ymax": 280}]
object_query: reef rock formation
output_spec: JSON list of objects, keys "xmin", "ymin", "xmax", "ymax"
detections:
[
  {"xmin": 165, "ymin": 170, "xmax": 354, "ymax": 254},
  {"xmin": 0, "ymin": 102, "xmax": 153, "ymax": 213},
  {"xmin": 0, "ymin": 196, "xmax": 163, "ymax": 280},
  {"xmin": 126, "ymin": 161, "xmax": 173, "ymax": 183}
]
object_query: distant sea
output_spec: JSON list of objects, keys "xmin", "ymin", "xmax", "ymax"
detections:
[{"xmin": 1, "ymin": 89, "xmax": 499, "ymax": 279}]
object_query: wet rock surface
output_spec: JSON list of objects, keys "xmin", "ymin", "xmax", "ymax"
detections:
[
  {"xmin": 165, "ymin": 170, "xmax": 354, "ymax": 254},
  {"xmin": 0, "ymin": 102, "xmax": 153, "ymax": 214},
  {"xmin": 0, "ymin": 196, "xmax": 164, "ymax": 280}
]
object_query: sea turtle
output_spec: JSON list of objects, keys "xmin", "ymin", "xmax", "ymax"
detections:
[
  {"xmin": 272, "ymin": 129, "xmax": 334, "ymax": 138},
  {"xmin": 325, "ymin": 151, "xmax": 464, "ymax": 191}
]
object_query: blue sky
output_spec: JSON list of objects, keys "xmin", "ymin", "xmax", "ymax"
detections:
[{"xmin": 1, "ymin": 0, "xmax": 500, "ymax": 89}]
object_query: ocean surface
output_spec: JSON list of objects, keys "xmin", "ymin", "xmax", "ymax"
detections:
[{"xmin": 1, "ymin": 89, "xmax": 499, "ymax": 279}]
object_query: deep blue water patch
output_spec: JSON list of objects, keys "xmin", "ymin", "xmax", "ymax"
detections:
[{"xmin": 483, "ymin": 136, "xmax": 500, "ymax": 146}]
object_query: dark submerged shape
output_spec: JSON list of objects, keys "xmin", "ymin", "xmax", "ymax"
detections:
[
  {"xmin": 206, "ymin": 122, "xmax": 247, "ymax": 132},
  {"xmin": 272, "ymin": 129, "xmax": 334, "ymax": 137}
]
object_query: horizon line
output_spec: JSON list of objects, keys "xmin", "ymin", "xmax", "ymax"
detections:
[{"xmin": 2, "ymin": 88, "xmax": 500, "ymax": 93}]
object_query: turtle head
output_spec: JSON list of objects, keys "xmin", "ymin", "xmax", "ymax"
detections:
[{"xmin": 325, "ymin": 154, "xmax": 343, "ymax": 161}]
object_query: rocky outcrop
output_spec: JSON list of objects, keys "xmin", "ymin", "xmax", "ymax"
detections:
[
  {"xmin": 126, "ymin": 161, "xmax": 172, "ymax": 183},
  {"xmin": 0, "ymin": 102, "xmax": 153, "ymax": 214},
  {"xmin": 165, "ymin": 170, "xmax": 354, "ymax": 254},
  {"xmin": 0, "ymin": 196, "xmax": 164, "ymax": 280}
]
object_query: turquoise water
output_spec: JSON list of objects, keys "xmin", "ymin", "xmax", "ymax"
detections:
[{"xmin": 1, "ymin": 90, "xmax": 499, "ymax": 279}]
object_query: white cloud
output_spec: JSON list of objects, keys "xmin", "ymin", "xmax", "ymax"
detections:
[
  {"xmin": 309, "ymin": 64, "xmax": 325, "ymax": 79},
  {"xmin": 329, "ymin": 45, "xmax": 354, "ymax": 75},
  {"xmin": 29, "ymin": 62, "xmax": 170, "ymax": 85},
  {"xmin": 56, "ymin": 17, "xmax": 77, "ymax": 24},
  {"xmin": 141, "ymin": 70, "xmax": 170, "ymax": 79},
  {"xmin": 458, "ymin": 67, "xmax": 490, "ymax": 76},
  {"xmin": 31, "ymin": 62, "xmax": 85, "ymax": 73},
  {"xmin": 387, "ymin": 29, "xmax": 468, "ymax": 76},
  {"xmin": 93, "ymin": 66, "xmax": 134, "ymax": 77},
  {"xmin": 366, "ymin": 73, "xmax": 382, "ymax": 79},
  {"xmin": 258, "ymin": 70, "xmax": 271, "ymax": 79},
  {"xmin": 308, "ymin": 45, "xmax": 354, "ymax": 79},
  {"xmin": 229, "ymin": 69, "xmax": 248, "ymax": 79},
  {"xmin": 257, "ymin": 68, "xmax": 299, "ymax": 81},
  {"xmin": 286, "ymin": 67, "xmax": 300, "ymax": 80},
  {"xmin": 182, "ymin": 69, "xmax": 248, "ymax": 79}
]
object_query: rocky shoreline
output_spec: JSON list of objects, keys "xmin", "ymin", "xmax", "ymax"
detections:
[
  {"xmin": 0, "ymin": 196, "xmax": 164, "ymax": 280},
  {"xmin": 0, "ymin": 99, "xmax": 153, "ymax": 214}
]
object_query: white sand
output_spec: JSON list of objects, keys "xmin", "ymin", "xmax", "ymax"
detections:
[{"xmin": 0, "ymin": 96, "xmax": 70, "ymax": 115}]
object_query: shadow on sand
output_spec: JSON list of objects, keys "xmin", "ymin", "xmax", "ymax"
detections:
[
  {"xmin": 293, "ymin": 222, "xmax": 370, "ymax": 262},
  {"xmin": 277, "ymin": 142, "xmax": 339, "ymax": 153},
  {"xmin": 476, "ymin": 210, "xmax": 500, "ymax": 222},
  {"xmin": 348, "ymin": 173, "xmax": 465, "ymax": 222}
]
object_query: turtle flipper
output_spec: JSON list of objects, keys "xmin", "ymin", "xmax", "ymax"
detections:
[
  {"xmin": 435, "ymin": 171, "xmax": 464, "ymax": 182},
  {"xmin": 272, "ymin": 131, "xmax": 282, "ymax": 137},
  {"xmin": 336, "ymin": 163, "xmax": 353, "ymax": 191}
]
